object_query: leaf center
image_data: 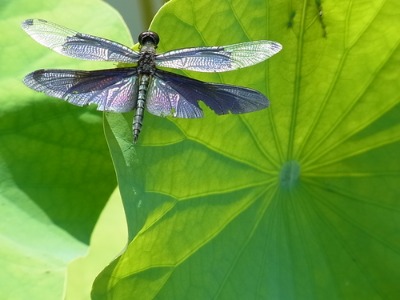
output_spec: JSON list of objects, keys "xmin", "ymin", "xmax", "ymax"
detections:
[{"xmin": 279, "ymin": 160, "xmax": 301, "ymax": 189}]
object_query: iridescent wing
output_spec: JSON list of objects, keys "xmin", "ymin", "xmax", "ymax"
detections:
[
  {"xmin": 146, "ymin": 69, "xmax": 269, "ymax": 118},
  {"xmin": 23, "ymin": 68, "xmax": 138, "ymax": 112},
  {"xmin": 21, "ymin": 19, "xmax": 140, "ymax": 63},
  {"xmin": 155, "ymin": 40, "xmax": 282, "ymax": 72}
]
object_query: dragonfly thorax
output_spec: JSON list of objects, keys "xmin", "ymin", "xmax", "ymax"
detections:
[
  {"xmin": 138, "ymin": 52, "xmax": 156, "ymax": 75},
  {"xmin": 138, "ymin": 32, "xmax": 158, "ymax": 75}
]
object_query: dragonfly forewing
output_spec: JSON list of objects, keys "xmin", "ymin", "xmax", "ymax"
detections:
[
  {"xmin": 155, "ymin": 40, "xmax": 282, "ymax": 72},
  {"xmin": 22, "ymin": 19, "xmax": 140, "ymax": 63}
]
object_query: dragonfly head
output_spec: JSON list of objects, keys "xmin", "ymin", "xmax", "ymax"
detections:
[{"xmin": 138, "ymin": 31, "xmax": 159, "ymax": 48}]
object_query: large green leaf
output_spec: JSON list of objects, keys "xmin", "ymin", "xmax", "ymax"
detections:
[
  {"xmin": 93, "ymin": 0, "xmax": 400, "ymax": 299},
  {"xmin": 0, "ymin": 0, "xmax": 130, "ymax": 298}
]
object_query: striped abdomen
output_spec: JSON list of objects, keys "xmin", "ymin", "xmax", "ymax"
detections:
[{"xmin": 133, "ymin": 74, "xmax": 150, "ymax": 142}]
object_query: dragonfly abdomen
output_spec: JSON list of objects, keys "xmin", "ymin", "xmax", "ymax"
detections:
[{"xmin": 133, "ymin": 74, "xmax": 150, "ymax": 142}]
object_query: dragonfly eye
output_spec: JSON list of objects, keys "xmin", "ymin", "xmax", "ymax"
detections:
[{"xmin": 138, "ymin": 31, "xmax": 160, "ymax": 46}]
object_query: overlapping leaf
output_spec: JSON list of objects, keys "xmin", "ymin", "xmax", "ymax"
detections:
[{"xmin": 0, "ymin": 0, "xmax": 130, "ymax": 298}]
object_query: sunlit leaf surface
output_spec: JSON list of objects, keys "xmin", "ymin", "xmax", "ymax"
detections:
[{"xmin": 94, "ymin": 0, "xmax": 400, "ymax": 299}]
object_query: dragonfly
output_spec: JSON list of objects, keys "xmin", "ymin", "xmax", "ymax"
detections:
[{"xmin": 22, "ymin": 19, "xmax": 282, "ymax": 142}]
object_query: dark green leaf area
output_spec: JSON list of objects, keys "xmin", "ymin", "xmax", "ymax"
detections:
[{"xmin": 1, "ymin": 99, "xmax": 116, "ymax": 242}]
